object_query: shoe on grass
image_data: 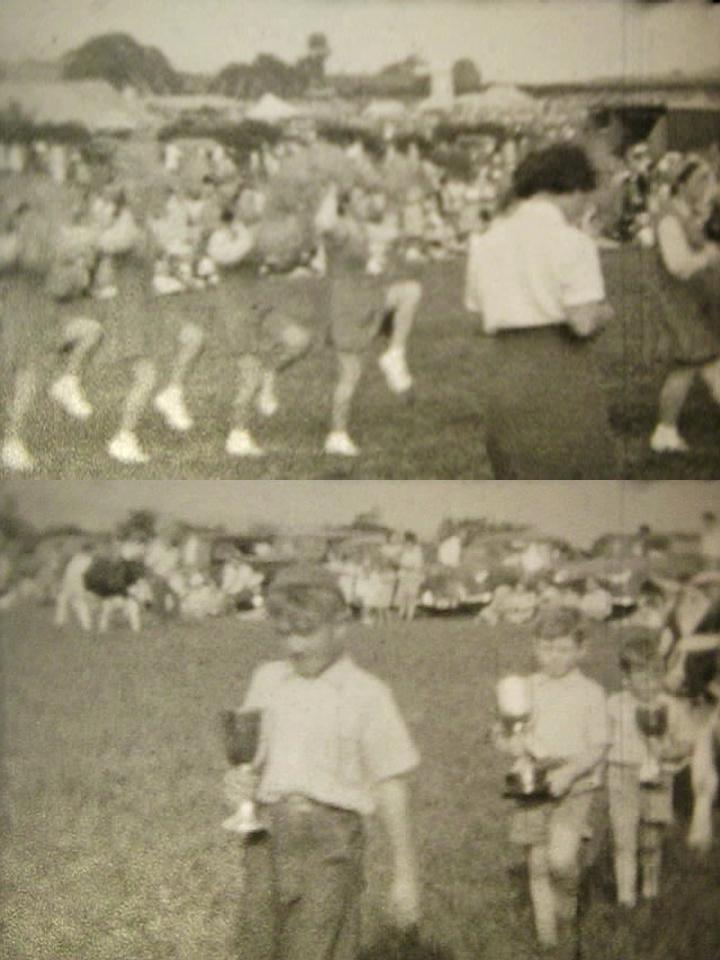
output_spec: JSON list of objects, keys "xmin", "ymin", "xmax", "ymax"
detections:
[
  {"xmin": 107, "ymin": 430, "xmax": 150, "ymax": 465},
  {"xmin": 378, "ymin": 348, "xmax": 413, "ymax": 394},
  {"xmin": 650, "ymin": 423, "xmax": 689, "ymax": 454},
  {"xmin": 225, "ymin": 429, "xmax": 264, "ymax": 457},
  {"xmin": 49, "ymin": 373, "xmax": 93, "ymax": 420},
  {"xmin": 324, "ymin": 430, "xmax": 359, "ymax": 457},
  {"xmin": 1, "ymin": 437, "xmax": 36, "ymax": 472},
  {"xmin": 154, "ymin": 385, "xmax": 193, "ymax": 432}
]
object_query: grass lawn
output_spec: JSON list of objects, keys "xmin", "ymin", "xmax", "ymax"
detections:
[
  {"xmin": 3, "ymin": 249, "xmax": 720, "ymax": 480},
  {"xmin": 2, "ymin": 605, "xmax": 719, "ymax": 960}
]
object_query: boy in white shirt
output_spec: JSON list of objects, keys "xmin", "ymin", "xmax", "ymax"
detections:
[{"xmin": 494, "ymin": 608, "xmax": 609, "ymax": 950}]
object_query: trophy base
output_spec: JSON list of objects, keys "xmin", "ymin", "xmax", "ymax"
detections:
[
  {"xmin": 503, "ymin": 769, "xmax": 552, "ymax": 802},
  {"xmin": 222, "ymin": 812, "xmax": 268, "ymax": 837}
]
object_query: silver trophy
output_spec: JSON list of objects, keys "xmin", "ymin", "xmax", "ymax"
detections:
[
  {"xmin": 496, "ymin": 675, "xmax": 550, "ymax": 799},
  {"xmin": 635, "ymin": 702, "xmax": 668, "ymax": 787},
  {"xmin": 220, "ymin": 709, "xmax": 267, "ymax": 837}
]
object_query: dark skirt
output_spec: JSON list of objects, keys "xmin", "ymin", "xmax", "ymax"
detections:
[
  {"xmin": 648, "ymin": 253, "xmax": 720, "ymax": 367},
  {"xmin": 482, "ymin": 325, "xmax": 617, "ymax": 479}
]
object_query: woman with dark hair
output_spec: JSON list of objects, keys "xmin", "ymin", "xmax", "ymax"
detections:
[
  {"xmin": 649, "ymin": 159, "xmax": 720, "ymax": 454},
  {"xmin": 465, "ymin": 143, "xmax": 616, "ymax": 478}
]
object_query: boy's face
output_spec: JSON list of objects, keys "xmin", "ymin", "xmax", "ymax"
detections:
[
  {"xmin": 277, "ymin": 619, "xmax": 345, "ymax": 678},
  {"xmin": 627, "ymin": 663, "xmax": 663, "ymax": 704},
  {"xmin": 535, "ymin": 634, "xmax": 582, "ymax": 679}
]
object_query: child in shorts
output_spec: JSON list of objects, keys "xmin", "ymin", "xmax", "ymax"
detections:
[
  {"xmin": 223, "ymin": 563, "xmax": 421, "ymax": 960},
  {"xmin": 607, "ymin": 630, "xmax": 687, "ymax": 907},
  {"xmin": 493, "ymin": 607, "xmax": 609, "ymax": 950}
]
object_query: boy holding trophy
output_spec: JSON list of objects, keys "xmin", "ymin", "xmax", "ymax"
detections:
[
  {"xmin": 223, "ymin": 563, "xmax": 421, "ymax": 960},
  {"xmin": 607, "ymin": 630, "xmax": 687, "ymax": 908},
  {"xmin": 493, "ymin": 608, "xmax": 608, "ymax": 952}
]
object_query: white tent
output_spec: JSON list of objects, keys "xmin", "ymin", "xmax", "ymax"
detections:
[
  {"xmin": 245, "ymin": 93, "xmax": 299, "ymax": 122},
  {"xmin": 0, "ymin": 81, "xmax": 151, "ymax": 132}
]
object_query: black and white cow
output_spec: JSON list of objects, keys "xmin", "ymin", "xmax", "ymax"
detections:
[
  {"xmin": 658, "ymin": 579, "xmax": 720, "ymax": 851},
  {"xmin": 55, "ymin": 550, "xmax": 152, "ymax": 632}
]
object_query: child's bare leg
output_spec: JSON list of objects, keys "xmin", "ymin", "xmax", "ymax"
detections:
[
  {"xmin": 651, "ymin": 367, "xmax": 696, "ymax": 451},
  {"xmin": 154, "ymin": 322, "xmax": 204, "ymax": 432},
  {"xmin": 225, "ymin": 354, "xmax": 264, "ymax": 456},
  {"xmin": 2, "ymin": 366, "xmax": 39, "ymax": 471},
  {"xmin": 529, "ymin": 845, "xmax": 558, "ymax": 947},
  {"xmin": 378, "ymin": 280, "xmax": 422, "ymax": 394},
  {"xmin": 547, "ymin": 824, "xmax": 582, "ymax": 929},
  {"xmin": 257, "ymin": 323, "xmax": 311, "ymax": 417},
  {"xmin": 120, "ymin": 359, "xmax": 157, "ymax": 434},
  {"xmin": 108, "ymin": 358, "xmax": 157, "ymax": 464},
  {"xmin": 331, "ymin": 351, "xmax": 363, "ymax": 434},
  {"xmin": 640, "ymin": 824, "xmax": 663, "ymax": 900},
  {"xmin": 611, "ymin": 801, "xmax": 639, "ymax": 907}
]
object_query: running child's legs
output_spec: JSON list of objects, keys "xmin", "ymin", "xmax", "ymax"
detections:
[{"xmin": 154, "ymin": 321, "xmax": 205, "ymax": 432}]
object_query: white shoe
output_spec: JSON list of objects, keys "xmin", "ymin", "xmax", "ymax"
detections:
[
  {"xmin": 1, "ymin": 437, "xmax": 36, "ymax": 472},
  {"xmin": 257, "ymin": 381, "xmax": 280, "ymax": 418},
  {"xmin": 107, "ymin": 430, "xmax": 150, "ymax": 465},
  {"xmin": 92, "ymin": 285, "xmax": 118, "ymax": 300},
  {"xmin": 378, "ymin": 348, "xmax": 413, "ymax": 394},
  {"xmin": 49, "ymin": 374, "xmax": 93, "ymax": 420},
  {"xmin": 225, "ymin": 429, "xmax": 264, "ymax": 457},
  {"xmin": 154, "ymin": 386, "xmax": 193, "ymax": 432},
  {"xmin": 650, "ymin": 423, "xmax": 689, "ymax": 454},
  {"xmin": 324, "ymin": 430, "xmax": 360, "ymax": 457},
  {"xmin": 152, "ymin": 274, "xmax": 184, "ymax": 295}
]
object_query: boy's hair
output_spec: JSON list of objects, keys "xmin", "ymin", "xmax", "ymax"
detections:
[
  {"xmin": 265, "ymin": 564, "xmax": 346, "ymax": 628},
  {"xmin": 619, "ymin": 629, "xmax": 662, "ymax": 673},
  {"xmin": 534, "ymin": 606, "xmax": 585, "ymax": 644},
  {"xmin": 512, "ymin": 144, "xmax": 597, "ymax": 199}
]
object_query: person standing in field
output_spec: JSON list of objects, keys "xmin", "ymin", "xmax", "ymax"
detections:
[
  {"xmin": 316, "ymin": 183, "xmax": 423, "ymax": 457},
  {"xmin": 464, "ymin": 143, "xmax": 616, "ymax": 479},
  {"xmin": 223, "ymin": 563, "xmax": 421, "ymax": 960},
  {"xmin": 648, "ymin": 159, "xmax": 720, "ymax": 454},
  {"xmin": 395, "ymin": 531, "xmax": 425, "ymax": 621},
  {"xmin": 1, "ymin": 197, "xmax": 103, "ymax": 472},
  {"xmin": 493, "ymin": 608, "xmax": 609, "ymax": 952}
]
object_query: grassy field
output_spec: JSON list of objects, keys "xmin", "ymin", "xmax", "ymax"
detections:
[
  {"xmin": 3, "ymin": 248, "xmax": 720, "ymax": 480},
  {"xmin": 2, "ymin": 605, "xmax": 720, "ymax": 960}
]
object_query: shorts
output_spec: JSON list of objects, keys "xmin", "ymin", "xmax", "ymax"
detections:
[
  {"xmin": 95, "ymin": 256, "xmax": 212, "ymax": 367},
  {"xmin": 214, "ymin": 268, "xmax": 312, "ymax": 362},
  {"xmin": 608, "ymin": 764, "xmax": 673, "ymax": 848},
  {"xmin": 326, "ymin": 273, "xmax": 393, "ymax": 354},
  {"xmin": 1, "ymin": 271, "xmax": 92, "ymax": 373},
  {"xmin": 509, "ymin": 789, "xmax": 597, "ymax": 847}
]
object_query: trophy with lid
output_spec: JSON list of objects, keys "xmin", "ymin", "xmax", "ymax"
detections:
[{"xmin": 496, "ymin": 675, "xmax": 551, "ymax": 799}]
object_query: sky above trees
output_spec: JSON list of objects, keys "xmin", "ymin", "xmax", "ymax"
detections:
[{"xmin": 1, "ymin": 0, "xmax": 718, "ymax": 84}]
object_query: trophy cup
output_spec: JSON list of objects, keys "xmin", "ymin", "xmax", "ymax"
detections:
[
  {"xmin": 220, "ymin": 709, "xmax": 267, "ymax": 837},
  {"xmin": 496, "ymin": 676, "xmax": 550, "ymax": 800},
  {"xmin": 635, "ymin": 702, "xmax": 668, "ymax": 787}
]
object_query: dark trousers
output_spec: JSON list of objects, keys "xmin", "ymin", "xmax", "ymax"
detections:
[
  {"xmin": 483, "ymin": 326, "xmax": 618, "ymax": 479},
  {"xmin": 243, "ymin": 799, "xmax": 365, "ymax": 960}
]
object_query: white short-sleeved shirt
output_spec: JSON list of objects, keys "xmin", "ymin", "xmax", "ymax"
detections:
[
  {"xmin": 241, "ymin": 656, "xmax": 420, "ymax": 815},
  {"xmin": 525, "ymin": 668, "xmax": 609, "ymax": 791},
  {"xmin": 464, "ymin": 197, "xmax": 606, "ymax": 333}
]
